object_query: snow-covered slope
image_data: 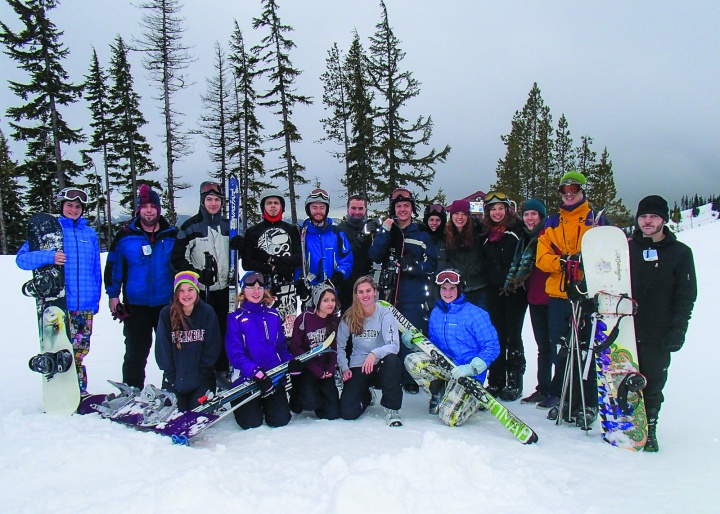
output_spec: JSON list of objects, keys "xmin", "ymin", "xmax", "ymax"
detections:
[{"xmin": 0, "ymin": 221, "xmax": 717, "ymax": 513}]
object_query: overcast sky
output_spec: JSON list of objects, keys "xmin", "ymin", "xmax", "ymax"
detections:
[{"xmin": 1, "ymin": 0, "xmax": 718, "ymax": 218}]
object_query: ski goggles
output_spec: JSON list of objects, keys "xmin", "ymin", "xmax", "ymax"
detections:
[
  {"xmin": 484, "ymin": 191, "xmax": 510, "ymax": 205},
  {"xmin": 391, "ymin": 188, "xmax": 413, "ymax": 202},
  {"xmin": 435, "ymin": 270, "xmax": 462, "ymax": 286},
  {"xmin": 200, "ymin": 181, "xmax": 224, "ymax": 196},
  {"xmin": 559, "ymin": 184, "xmax": 582, "ymax": 196},
  {"xmin": 307, "ymin": 188, "xmax": 330, "ymax": 203},
  {"xmin": 241, "ymin": 271, "xmax": 266, "ymax": 289},
  {"xmin": 425, "ymin": 204, "xmax": 446, "ymax": 216},
  {"xmin": 57, "ymin": 187, "xmax": 89, "ymax": 205}
]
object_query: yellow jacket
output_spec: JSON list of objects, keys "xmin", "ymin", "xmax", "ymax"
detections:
[{"xmin": 536, "ymin": 200, "xmax": 605, "ymax": 299}]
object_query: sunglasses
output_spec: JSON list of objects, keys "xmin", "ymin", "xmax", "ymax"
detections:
[
  {"xmin": 484, "ymin": 191, "xmax": 509, "ymax": 203},
  {"xmin": 307, "ymin": 188, "xmax": 330, "ymax": 202},
  {"xmin": 201, "ymin": 181, "xmax": 224, "ymax": 195},
  {"xmin": 241, "ymin": 272, "xmax": 266, "ymax": 289},
  {"xmin": 435, "ymin": 270, "xmax": 462, "ymax": 285},
  {"xmin": 391, "ymin": 188, "xmax": 413, "ymax": 201},
  {"xmin": 57, "ymin": 187, "xmax": 89, "ymax": 205},
  {"xmin": 559, "ymin": 184, "xmax": 581, "ymax": 196}
]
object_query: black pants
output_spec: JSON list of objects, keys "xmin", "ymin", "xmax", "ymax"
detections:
[
  {"xmin": 205, "ymin": 287, "xmax": 230, "ymax": 373},
  {"xmin": 637, "ymin": 343, "xmax": 671, "ymax": 415},
  {"xmin": 340, "ymin": 353, "xmax": 403, "ymax": 420},
  {"xmin": 529, "ymin": 303, "xmax": 553, "ymax": 397},
  {"xmin": 169, "ymin": 379, "xmax": 215, "ymax": 412},
  {"xmin": 485, "ymin": 285, "xmax": 528, "ymax": 389},
  {"xmin": 291, "ymin": 370, "xmax": 340, "ymax": 420},
  {"xmin": 232, "ymin": 382, "xmax": 291, "ymax": 430},
  {"xmin": 122, "ymin": 304, "xmax": 164, "ymax": 389}
]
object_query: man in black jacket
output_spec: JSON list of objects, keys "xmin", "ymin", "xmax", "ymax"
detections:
[
  {"xmin": 629, "ymin": 195, "xmax": 697, "ymax": 452},
  {"xmin": 337, "ymin": 194, "xmax": 376, "ymax": 313}
]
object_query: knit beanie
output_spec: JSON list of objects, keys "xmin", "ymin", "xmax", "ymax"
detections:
[
  {"xmin": 174, "ymin": 271, "xmax": 200, "ymax": 293},
  {"xmin": 135, "ymin": 184, "xmax": 162, "ymax": 216},
  {"xmin": 558, "ymin": 170, "xmax": 587, "ymax": 188},
  {"xmin": 636, "ymin": 195, "xmax": 669, "ymax": 222},
  {"xmin": 311, "ymin": 283, "xmax": 335, "ymax": 309},
  {"xmin": 423, "ymin": 204, "xmax": 447, "ymax": 232},
  {"xmin": 448, "ymin": 199, "xmax": 471, "ymax": 216},
  {"xmin": 522, "ymin": 198, "xmax": 547, "ymax": 218}
]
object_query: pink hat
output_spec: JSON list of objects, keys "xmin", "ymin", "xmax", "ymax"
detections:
[{"xmin": 448, "ymin": 199, "xmax": 470, "ymax": 216}]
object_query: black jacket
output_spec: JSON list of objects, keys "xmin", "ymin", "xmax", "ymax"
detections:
[
  {"xmin": 480, "ymin": 225, "xmax": 522, "ymax": 288},
  {"xmin": 241, "ymin": 218, "xmax": 302, "ymax": 282},
  {"xmin": 629, "ymin": 227, "xmax": 697, "ymax": 349}
]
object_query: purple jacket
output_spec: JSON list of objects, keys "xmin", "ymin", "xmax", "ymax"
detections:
[
  {"xmin": 226, "ymin": 300, "xmax": 292, "ymax": 383},
  {"xmin": 290, "ymin": 310, "xmax": 338, "ymax": 378}
]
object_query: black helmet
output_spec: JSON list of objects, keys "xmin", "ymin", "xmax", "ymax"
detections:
[{"xmin": 435, "ymin": 268, "xmax": 465, "ymax": 297}]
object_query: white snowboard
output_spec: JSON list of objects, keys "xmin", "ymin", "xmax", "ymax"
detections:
[{"xmin": 39, "ymin": 306, "xmax": 80, "ymax": 415}]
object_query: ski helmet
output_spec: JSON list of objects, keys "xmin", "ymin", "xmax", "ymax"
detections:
[
  {"xmin": 483, "ymin": 191, "xmax": 512, "ymax": 208},
  {"xmin": 57, "ymin": 187, "xmax": 89, "ymax": 215},
  {"xmin": 305, "ymin": 188, "xmax": 330, "ymax": 218},
  {"xmin": 390, "ymin": 187, "xmax": 417, "ymax": 216},
  {"xmin": 200, "ymin": 181, "xmax": 224, "ymax": 204},
  {"xmin": 260, "ymin": 188, "xmax": 286, "ymax": 213},
  {"xmin": 435, "ymin": 268, "xmax": 465, "ymax": 297},
  {"xmin": 558, "ymin": 170, "xmax": 587, "ymax": 191}
]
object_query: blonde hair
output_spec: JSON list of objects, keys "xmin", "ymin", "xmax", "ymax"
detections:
[
  {"xmin": 235, "ymin": 288, "xmax": 275, "ymax": 308},
  {"xmin": 342, "ymin": 276, "xmax": 377, "ymax": 335}
]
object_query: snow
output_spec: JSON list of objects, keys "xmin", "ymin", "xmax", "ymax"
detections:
[{"xmin": 2, "ymin": 218, "xmax": 719, "ymax": 513}]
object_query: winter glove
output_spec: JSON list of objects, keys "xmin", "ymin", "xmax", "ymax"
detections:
[
  {"xmin": 451, "ymin": 357, "xmax": 488, "ymax": 379},
  {"xmin": 253, "ymin": 371, "xmax": 275, "ymax": 397},
  {"xmin": 287, "ymin": 358, "xmax": 305, "ymax": 375},
  {"xmin": 295, "ymin": 279, "xmax": 311, "ymax": 301},
  {"xmin": 401, "ymin": 331, "xmax": 416, "ymax": 350},
  {"xmin": 382, "ymin": 218, "xmax": 394, "ymax": 232},
  {"xmin": 330, "ymin": 271, "xmax": 344, "ymax": 287},
  {"xmin": 663, "ymin": 329, "xmax": 685, "ymax": 352},
  {"xmin": 365, "ymin": 218, "xmax": 380, "ymax": 234},
  {"xmin": 399, "ymin": 254, "xmax": 418, "ymax": 272},
  {"xmin": 229, "ymin": 234, "xmax": 245, "ymax": 251}
]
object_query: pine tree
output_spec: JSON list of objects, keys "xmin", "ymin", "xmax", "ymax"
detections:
[
  {"xmin": 591, "ymin": 148, "xmax": 631, "ymax": 222},
  {"xmin": 198, "ymin": 41, "xmax": 232, "ymax": 209},
  {"xmin": 0, "ymin": 0, "xmax": 86, "ymax": 212},
  {"xmin": 574, "ymin": 135, "xmax": 597, "ymax": 196},
  {"xmin": 343, "ymin": 32, "xmax": 376, "ymax": 200},
  {"xmin": 0, "ymin": 128, "xmax": 26, "ymax": 254},
  {"xmin": 494, "ymin": 111, "xmax": 524, "ymax": 200},
  {"xmin": 252, "ymin": 0, "xmax": 313, "ymax": 225},
  {"xmin": 319, "ymin": 42, "xmax": 351, "ymax": 191},
  {"xmin": 135, "ymin": 0, "xmax": 194, "ymax": 224},
  {"xmin": 107, "ymin": 35, "xmax": 160, "ymax": 214},
  {"xmin": 228, "ymin": 20, "xmax": 268, "ymax": 228},
  {"xmin": 553, "ymin": 114, "xmax": 574, "ymax": 185},
  {"xmin": 367, "ymin": 1, "xmax": 450, "ymax": 201},
  {"xmin": 82, "ymin": 48, "xmax": 114, "ymax": 244}
]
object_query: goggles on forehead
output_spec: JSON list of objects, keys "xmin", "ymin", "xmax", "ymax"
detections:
[
  {"xmin": 426, "ymin": 204, "xmax": 445, "ymax": 215},
  {"xmin": 391, "ymin": 188, "xmax": 413, "ymax": 201},
  {"xmin": 57, "ymin": 187, "xmax": 89, "ymax": 205},
  {"xmin": 241, "ymin": 271, "xmax": 266, "ymax": 288},
  {"xmin": 435, "ymin": 270, "xmax": 462, "ymax": 286},
  {"xmin": 484, "ymin": 191, "xmax": 509, "ymax": 204},
  {"xmin": 201, "ymin": 181, "xmax": 224, "ymax": 196},
  {"xmin": 307, "ymin": 188, "xmax": 330, "ymax": 203},
  {"xmin": 559, "ymin": 184, "xmax": 581, "ymax": 195}
]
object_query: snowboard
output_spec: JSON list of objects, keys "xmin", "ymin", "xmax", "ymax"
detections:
[
  {"xmin": 259, "ymin": 225, "xmax": 298, "ymax": 337},
  {"xmin": 380, "ymin": 300, "xmax": 538, "ymax": 445},
  {"xmin": 21, "ymin": 213, "xmax": 80, "ymax": 414},
  {"xmin": 581, "ymin": 226, "xmax": 648, "ymax": 451}
]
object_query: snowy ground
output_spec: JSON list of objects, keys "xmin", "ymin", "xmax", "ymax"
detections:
[{"xmin": 1, "ymin": 220, "xmax": 718, "ymax": 513}]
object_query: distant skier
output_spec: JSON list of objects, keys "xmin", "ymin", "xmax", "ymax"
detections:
[
  {"xmin": 629, "ymin": 195, "xmax": 697, "ymax": 452},
  {"xmin": 405, "ymin": 269, "xmax": 499, "ymax": 426},
  {"xmin": 16, "ymin": 187, "xmax": 101, "ymax": 394},
  {"xmin": 155, "ymin": 271, "xmax": 222, "ymax": 411}
]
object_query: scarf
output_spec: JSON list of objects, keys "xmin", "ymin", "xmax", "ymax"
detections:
[
  {"xmin": 488, "ymin": 225, "xmax": 506, "ymax": 242},
  {"xmin": 501, "ymin": 224, "xmax": 543, "ymax": 294}
]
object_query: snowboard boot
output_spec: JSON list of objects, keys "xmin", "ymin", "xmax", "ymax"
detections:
[
  {"xmin": 520, "ymin": 391, "xmax": 545, "ymax": 404},
  {"xmin": 484, "ymin": 384, "xmax": 502, "ymax": 397},
  {"xmin": 645, "ymin": 410, "xmax": 659, "ymax": 452},
  {"xmin": 573, "ymin": 405, "xmax": 598, "ymax": 430},
  {"xmin": 428, "ymin": 380, "xmax": 445, "ymax": 415},
  {"xmin": 547, "ymin": 401, "xmax": 570, "ymax": 422},
  {"xmin": 384, "ymin": 408, "xmax": 403, "ymax": 427},
  {"xmin": 499, "ymin": 367, "xmax": 524, "ymax": 402},
  {"xmin": 28, "ymin": 350, "xmax": 74, "ymax": 379},
  {"xmin": 537, "ymin": 395, "xmax": 559, "ymax": 410}
]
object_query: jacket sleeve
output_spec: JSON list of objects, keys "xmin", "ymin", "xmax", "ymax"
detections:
[
  {"xmin": 200, "ymin": 307, "xmax": 222, "ymax": 375},
  {"xmin": 225, "ymin": 315, "xmax": 257, "ymax": 379},
  {"xmin": 273, "ymin": 313, "xmax": 293, "ymax": 363},
  {"xmin": 535, "ymin": 228, "xmax": 563, "ymax": 275},
  {"xmin": 335, "ymin": 230, "xmax": 354, "ymax": 279},
  {"xmin": 412, "ymin": 232, "xmax": 437, "ymax": 276},
  {"xmin": 90, "ymin": 230, "xmax": 102, "ymax": 313},
  {"xmin": 670, "ymin": 246, "xmax": 698, "ymax": 337},
  {"xmin": 104, "ymin": 232, "xmax": 125, "ymax": 299},
  {"xmin": 16, "ymin": 241, "xmax": 57, "ymax": 270},
  {"xmin": 289, "ymin": 314, "xmax": 306, "ymax": 357},
  {"xmin": 171, "ymin": 224, "xmax": 200, "ymax": 274},
  {"xmin": 154, "ymin": 309, "xmax": 176, "ymax": 387},
  {"xmin": 370, "ymin": 308, "xmax": 400, "ymax": 361},
  {"xmin": 369, "ymin": 226, "xmax": 392, "ymax": 264},
  {"xmin": 241, "ymin": 226, "xmax": 273, "ymax": 275},
  {"xmin": 336, "ymin": 320, "xmax": 350, "ymax": 372},
  {"xmin": 469, "ymin": 307, "xmax": 500, "ymax": 366}
]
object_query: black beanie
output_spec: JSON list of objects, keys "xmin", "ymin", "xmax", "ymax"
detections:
[{"xmin": 636, "ymin": 195, "xmax": 669, "ymax": 222}]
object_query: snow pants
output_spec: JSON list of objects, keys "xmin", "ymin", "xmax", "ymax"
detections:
[
  {"xmin": 122, "ymin": 305, "xmax": 163, "ymax": 389},
  {"xmin": 405, "ymin": 352, "xmax": 481, "ymax": 427},
  {"xmin": 637, "ymin": 343, "xmax": 671, "ymax": 415},
  {"xmin": 485, "ymin": 285, "xmax": 528, "ymax": 390},
  {"xmin": 205, "ymin": 287, "xmax": 230, "ymax": 373},
  {"xmin": 340, "ymin": 353, "xmax": 403, "ymax": 420},
  {"xmin": 232, "ymin": 381, "xmax": 291, "ymax": 430},
  {"xmin": 528, "ymin": 304, "xmax": 553, "ymax": 397},
  {"xmin": 69, "ymin": 310, "xmax": 93, "ymax": 393},
  {"xmin": 290, "ymin": 369, "xmax": 340, "ymax": 420}
]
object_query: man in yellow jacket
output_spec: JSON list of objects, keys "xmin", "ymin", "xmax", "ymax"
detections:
[{"xmin": 535, "ymin": 171, "xmax": 607, "ymax": 416}]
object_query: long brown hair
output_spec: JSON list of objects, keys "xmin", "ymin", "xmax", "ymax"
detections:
[
  {"xmin": 342, "ymin": 276, "xmax": 377, "ymax": 335},
  {"xmin": 481, "ymin": 203, "xmax": 518, "ymax": 232},
  {"xmin": 446, "ymin": 213, "xmax": 474, "ymax": 250},
  {"xmin": 170, "ymin": 287, "xmax": 199, "ymax": 350},
  {"xmin": 316, "ymin": 288, "xmax": 340, "ymax": 336}
]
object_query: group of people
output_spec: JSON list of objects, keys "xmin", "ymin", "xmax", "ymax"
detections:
[{"xmin": 16, "ymin": 171, "xmax": 696, "ymax": 451}]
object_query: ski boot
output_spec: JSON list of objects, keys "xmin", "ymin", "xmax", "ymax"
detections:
[
  {"xmin": 384, "ymin": 408, "xmax": 403, "ymax": 427},
  {"xmin": 573, "ymin": 405, "xmax": 598, "ymax": 430},
  {"xmin": 95, "ymin": 380, "xmax": 140, "ymax": 418},
  {"xmin": 28, "ymin": 350, "xmax": 74, "ymax": 379},
  {"xmin": 547, "ymin": 401, "xmax": 571, "ymax": 422},
  {"xmin": 644, "ymin": 410, "xmax": 659, "ymax": 452}
]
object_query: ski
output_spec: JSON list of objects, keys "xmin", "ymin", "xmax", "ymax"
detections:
[
  {"xmin": 380, "ymin": 300, "xmax": 538, "ymax": 444},
  {"xmin": 228, "ymin": 173, "xmax": 241, "ymax": 313}
]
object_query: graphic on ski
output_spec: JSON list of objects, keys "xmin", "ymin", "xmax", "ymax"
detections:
[
  {"xmin": 380, "ymin": 300, "xmax": 538, "ymax": 445},
  {"xmin": 228, "ymin": 173, "xmax": 241, "ymax": 313},
  {"xmin": 582, "ymin": 226, "xmax": 648, "ymax": 451},
  {"xmin": 21, "ymin": 213, "xmax": 80, "ymax": 414}
]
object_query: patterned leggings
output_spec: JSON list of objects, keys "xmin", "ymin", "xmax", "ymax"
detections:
[
  {"xmin": 405, "ymin": 352, "xmax": 481, "ymax": 427},
  {"xmin": 69, "ymin": 310, "xmax": 93, "ymax": 393}
]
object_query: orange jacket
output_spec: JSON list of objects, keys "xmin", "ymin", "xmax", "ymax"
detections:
[{"xmin": 536, "ymin": 200, "xmax": 605, "ymax": 299}]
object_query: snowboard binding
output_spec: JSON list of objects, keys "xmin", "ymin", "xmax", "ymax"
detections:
[
  {"xmin": 95, "ymin": 380, "xmax": 141, "ymax": 418},
  {"xmin": 139, "ymin": 385, "xmax": 178, "ymax": 427},
  {"xmin": 22, "ymin": 266, "xmax": 64, "ymax": 299},
  {"xmin": 28, "ymin": 350, "xmax": 74, "ymax": 379}
]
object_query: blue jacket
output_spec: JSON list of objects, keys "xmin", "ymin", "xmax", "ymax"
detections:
[
  {"xmin": 104, "ymin": 217, "xmax": 177, "ymax": 307},
  {"xmin": 16, "ymin": 216, "xmax": 101, "ymax": 313},
  {"xmin": 299, "ymin": 218, "xmax": 353, "ymax": 286},
  {"xmin": 428, "ymin": 295, "xmax": 499, "ymax": 382},
  {"xmin": 226, "ymin": 300, "xmax": 292, "ymax": 383},
  {"xmin": 155, "ymin": 301, "xmax": 222, "ymax": 395},
  {"xmin": 370, "ymin": 221, "xmax": 437, "ymax": 304}
]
